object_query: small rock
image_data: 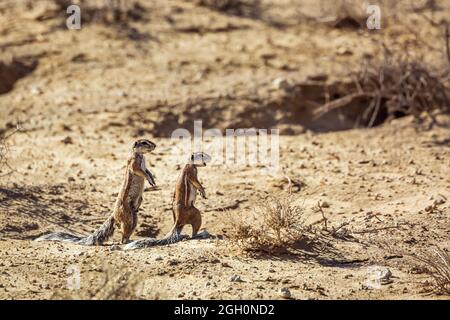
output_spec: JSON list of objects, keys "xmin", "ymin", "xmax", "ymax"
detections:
[
  {"xmin": 109, "ymin": 245, "xmax": 121, "ymax": 251},
  {"xmin": 272, "ymin": 77, "xmax": 290, "ymax": 90},
  {"xmin": 61, "ymin": 136, "xmax": 73, "ymax": 144},
  {"xmin": 167, "ymin": 259, "xmax": 178, "ymax": 266},
  {"xmin": 321, "ymin": 201, "xmax": 330, "ymax": 208},
  {"xmin": 434, "ymin": 194, "xmax": 447, "ymax": 205},
  {"xmin": 337, "ymin": 46, "xmax": 353, "ymax": 56},
  {"xmin": 229, "ymin": 274, "xmax": 243, "ymax": 282},
  {"xmin": 367, "ymin": 266, "xmax": 393, "ymax": 286},
  {"xmin": 277, "ymin": 124, "xmax": 306, "ymax": 135},
  {"xmin": 41, "ymin": 283, "xmax": 50, "ymax": 289},
  {"xmin": 30, "ymin": 86, "xmax": 42, "ymax": 95},
  {"xmin": 279, "ymin": 287, "xmax": 291, "ymax": 299}
]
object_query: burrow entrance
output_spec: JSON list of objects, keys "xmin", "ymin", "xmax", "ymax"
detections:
[{"xmin": 0, "ymin": 57, "xmax": 38, "ymax": 95}]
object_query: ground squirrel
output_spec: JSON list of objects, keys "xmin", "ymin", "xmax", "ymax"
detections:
[
  {"xmin": 123, "ymin": 152, "xmax": 211, "ymax": 250},
  {"xmin": 35, "ymin": 139, "xmax": 157, "ymax": 245}
]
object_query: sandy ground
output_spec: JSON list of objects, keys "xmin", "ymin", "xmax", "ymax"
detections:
[{"xmin": 0, "ymin": 0, "xmax": 449, "ymax": 299}]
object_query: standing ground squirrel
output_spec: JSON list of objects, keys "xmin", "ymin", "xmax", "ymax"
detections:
[
  {"xmin": 124, "ymin": 152, "xmax": 211, "ymax": 250},
  {"xmin": 35, "ymin": 139, "xmax": 157, "ymax": 245}
]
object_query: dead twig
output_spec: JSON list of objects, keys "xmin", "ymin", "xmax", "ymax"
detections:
[
  {"xmin": 315, "ymin": 201, "xmax": 328, "ymax": 231},
  {"xmin": 445, "ymin": 21, "xmax": 450, "ymax": 68},
  {"xmin": 0, "ymin": 123, "xmax": 22, "ymax": 178},
  {"xmin": 351, "ymin": 223, "xmax": 408, "ymax": 234}
]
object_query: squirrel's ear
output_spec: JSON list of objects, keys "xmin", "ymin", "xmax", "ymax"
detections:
[
  {"xmin": 191, "ymin": 154, "xmax": 195, "ymax": 160},
  {"xmin": 133, "ymin": 141, "xmax": 138, "ymax": 148}
]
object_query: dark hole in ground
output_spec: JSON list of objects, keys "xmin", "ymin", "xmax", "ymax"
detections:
[
  {"xmin": 123, "ymin": 80, "xmax": 404, "ymax": 138},
  {"xmin": 0, "ymin": 57, "xmax": 38, "ymax": 94}
]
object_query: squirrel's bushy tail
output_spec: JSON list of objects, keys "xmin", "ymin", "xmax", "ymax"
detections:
[
  {"xmin": 35, "ymin": 216, "xmax": 115, "ymax": 246},
  {"xmin": 123, "ymin": 226, "xmax": 182, "ymax": 250}
]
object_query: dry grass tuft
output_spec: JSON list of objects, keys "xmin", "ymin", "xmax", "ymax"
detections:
[
  {"xmin": 224, "ymin": 195, "xmax": 313, "ymax": 254},
  {"xmin": 412, "ymin": 248, "xmax": 450, "ymax": 295}
]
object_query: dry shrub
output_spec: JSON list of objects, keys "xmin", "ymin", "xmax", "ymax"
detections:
[
  {"xmin": 225, "ymin": 195, "xmax": 312, "ymax": 254},
  {"xmin": 412, "ymin": 248, "xmax": 450, "ymax": 295},
  {"xmin": 314, "ymin": 46, "xmax": 450, "ymax": 127}
]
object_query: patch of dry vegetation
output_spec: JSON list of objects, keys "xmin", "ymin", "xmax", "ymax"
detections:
[
  {"xmin": 0, "ymin": 125, "xmax": 20, "ymax": 178},
  {"xmin": 224, "ymin": 195, "xmax": 315, "ymax": 254},
  {"xmin": 315, "ymin": 46, "xmax": 450, "ymax": 127},
  {"xmin": 412, "ymin": 248, "xmax": 450, "ymax": 295}
]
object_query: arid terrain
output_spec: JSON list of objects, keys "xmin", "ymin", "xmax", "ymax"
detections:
[{"xmin": 0, "ymin": 0, "xmax": 449, "ymax": 300}]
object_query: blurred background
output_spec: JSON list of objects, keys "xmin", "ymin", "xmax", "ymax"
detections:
[{"xmin": 1, "ymin": 0, "xmax": 449, "ymax": 139}]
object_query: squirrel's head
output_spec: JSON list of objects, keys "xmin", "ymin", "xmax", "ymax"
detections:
[
  {"xmin": 189, "ymin": 152, "xmax": 211, "ymax": 167},
  {"xmin": 133, "ymin": 139, "xmax": 156, "ymax": 154}
]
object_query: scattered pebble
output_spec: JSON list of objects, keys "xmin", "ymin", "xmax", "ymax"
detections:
[
  {"xmin": 229, "ymin": 274, "xmax": 243, "ymax": 282},
  {"xmin": 368, "ymin": 266, "xmax": 393, "ymax": 286},
  {"xmin": 434, "ymin": 194, "xmax": 447, "ymax": 205},
  {"xmin": 167, "ymin": 259, "xmax": 178, "ymax": 266},
  {"xmin": 321, "ymin": 201, "xmax": 330, "ymax": 208},
  {"xmin": 272, "ymin": 77, "xmax": 290, "ymax": 90},
  {"xmin": 30, "ymin": 86, "xmax": 42, "ymax": 95},
  {"xmin": 61, "ymin": 136, "xmax": 73, "ymax": 144},
  {"xmin": 279, "ymin": 287, "xmax": 291, "ymax": 299}
]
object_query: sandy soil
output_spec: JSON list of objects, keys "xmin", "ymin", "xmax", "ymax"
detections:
[{"xmin": 0, "ymin": 0, "xmax": 449, "ymax": 300}]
